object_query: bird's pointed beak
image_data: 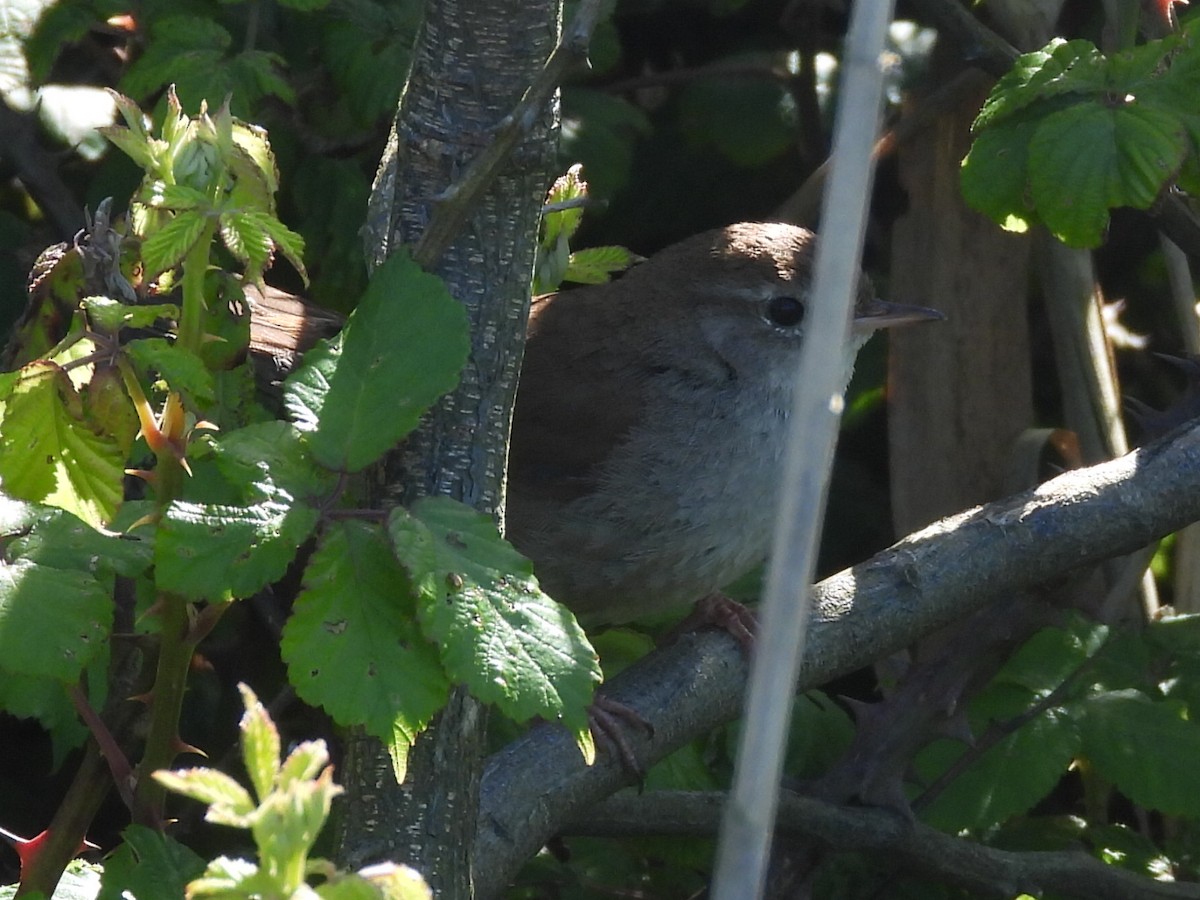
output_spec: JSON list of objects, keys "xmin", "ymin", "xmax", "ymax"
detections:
[{"xmin": 853, "ymin": 297, "xmax": 944, "ymax": 332}]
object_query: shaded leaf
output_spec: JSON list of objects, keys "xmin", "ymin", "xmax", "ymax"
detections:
[
  {"xmin": 0, "ymin": 361, "xmax": 124, "ymax": 528},
  {"xmin": 0, "ymin": 559, "xmax": 111, "ymax": 681},
  {"xmin": 280, "ymin": 520, "xmax": 450, "ymax": 781},
  {"xmin": 391, "ymin": 497, "xmax": 600, "ymax": 745},
  {"xmin": 283, "ymin": 249, "xmax": 467, "ymax": 472}
]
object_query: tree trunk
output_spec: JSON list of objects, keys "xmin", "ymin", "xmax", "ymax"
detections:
[{"xmin": 335, "ymin": 1, "xmax": 560, "ymax": 895}]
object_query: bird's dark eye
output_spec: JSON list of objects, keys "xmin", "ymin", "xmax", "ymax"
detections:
[{"xmin": 766, "ymin": 295, "xmax": 805, "ymax": 328}]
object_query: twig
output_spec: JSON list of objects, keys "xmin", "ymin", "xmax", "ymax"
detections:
[
  {"xmin": 563, "ymin": 791, "xmax": 1200, "ymax": 899},
  {"xmin": 907, "ymin": 0, "xmax": 1020, "ymax": 76},
  {"xmin": 0, "ymin": 96, "xmax": 84, "ymax": 241}
]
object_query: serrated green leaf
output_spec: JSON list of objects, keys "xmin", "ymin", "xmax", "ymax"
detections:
[
  {"xmin": 1109, "ymin": 103, "xmax": 1188, "ymax": 206},
  {"xmin": 253, "ymin": 210, "xmax": 308, "ymax": 283},
  {"xmin": 252, "ymin": 768, "xmax": 340, "ymax": 882},
  {"xmin": 321, "ymin": 19, "xmax": 412, "ymax": 125},
  {"xmin": 0, "ymin": 559, "xmax": 111, "ymax": 681},
  {"xmin": 974, "ymin": 39, "xmax": 1106, "ymax": 131},
  {"xmin": 237, "ymin": 684, "xmax": 280, "ymax": 801},
  {"xmin": 960, "ymin": 117, "xmax": 1038, "ymax": 234},
  {"xmin": 280, "ymin": 520, "xmax": 450, "ymax": 776},
  {"xmin": 186, "ymin": 856, "xmax": 270, "ymax": 897},
  {"xmin": 138, "ymin": 181, "xmax": 211, "ymax": 213},
  {"xmin": 566, "ymin": 245, "xmax": 640, "ymax": 285},
  {"xmin": 391, "ymin": 497, "xmax": 600, "ymax": 737},
  {"xmin": 98, "ymin": 825, "xmax": 206, "ymax": 900},
  {"xmin": 0, "ymin": 361, "xmax": 124, "ymax": 528},
  {"xmin": 6, "ymin": 505, "xmax": 152, "ymax": 579},
  {"xmin": 102, "ymin": 127, "xmax": 162, "ymax": 177},
  {"xmin": 994, "ymin": 613, "xmax": 1109, "ymax": 694},
  {"xmin": 83, "ymin": 296, "xmax": 180, "ymax": 333},
  {"xmin": 155, "ymin": 498, "xmax": 319, "ymax": 601},
  {"xmin": 533, "ymin": 230, "xmax": 572, "ymax": 294},
  {"xmin": 208, "ymin": 421, "xmax": 336, "ymax": 503},
  {"xmin": 277, "ymin": 739, "xmax": 330, "ymax": 788},
  {"xmin": 1027, "ymin": 103, "xmax": 1118, "ymax": 246},
  {"xmin": 124, "ymin": 337, "xmax": 215, "ymax": 409},
  {"xmin": 282, "ymin": 250, "xmax": 468, "ymax": 472},
  {"xmin": 1078, "ymin": 689, "xmax": 1200, "ymax": 816},
  {"xmin": 323, "ymin": 865, "xmax": 432, "ymax": 900},
  {"xmin": 543, "ymin": 166, "xmax": 588, "ymax": 246},
  {"xmin": 230, "ymin": 121, "xmax": 279, "ymax": 200},
  {"xmin": 1029, "ymin": 100, "xmax": 1185, "ymax": 246},
  {"xmin": 141, "ymin": 210, "xmax": 212, "ymax": 278},
  {"xmin": 220, "ymin": 210, "xmax": 274, "ymax": 275},
  {"xmin": 915, "ymin": 683, "xmax": 1079, "ymax": 832},
  {"xmin": 153, "ymin": 767, "xmax": 257, "ymax": 825},
  {"xmin": 119, "ymin": 16, "xmax": 232, "ymax": 101}
]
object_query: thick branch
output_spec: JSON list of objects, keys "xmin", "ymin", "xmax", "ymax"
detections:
[{"xmin": 475, "ymin": 418, "xmax": 1200, "ymax": 894}]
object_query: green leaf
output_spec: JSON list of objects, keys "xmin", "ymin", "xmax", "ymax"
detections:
[
  {"xmin": 246, "ymin": 209, "xmax": 308, "ymax": 283},
  {"xmin": 280, "ymin": 520, "xmax": 450, "ymax": 780},
  {"xmin": 277, "ymin": 739, "xmax": 330, "ymax": 788},
  {"xmin": 566, "ymin": 245, "xmax": 640, "ymax": 285},
  {"xmin": 124, "ymin": 337, "xmax": 215, "ymax": 409},
  {"xmin": 219, "ymin": 210, "xmax": 275, "ymax": 276},
  {"xmin": 138, "ymin": 182, "xmax": 211, "ymax": 213},
  {"xmin": 915, "ymin": 683, "xmax": 1079, "ymax": 831},
  {"xmin": 156, "ymin": 497, "xmax": 319, "ymax": 601},
  {"xmin": 207, "ymin": 421, "xmax": 336, "ymax": 503},
  {"xmin": 960, "ymin": 117, "xmax": 1038, "ymax": 234},
  {"xmin": 391, "ymin": 497, "xmax": 600, "ymax": 740},
  {"xmin": 153, "ymin": 767, "xmax": 257, "ymax": 826},
  {"xmin": 186, "ymin": 856, "xmax": 271, "ymax": 897},
  {"xmin": 1028, "ymin": 100, "xmax": 1185, "ymax": 246},
  {"xmin": 283, "ymin": 250, "xmax": 468, "ymax": 473},
  {"xmin": 993, "ymin": 613, "xmax": 1109, "ymax": 694},
  {"xmin": 237, "ymin": 684, "xmax": 280, "ymax": 802},
  {"xmin": 0, "ymin": 670, "xmax": 89, "ymax": 761},
  {"xmin": 83, "ymin": 296, "xmax": 181, "ymax": 333},
  {"xmin": 0, "ymin": 559, "xmax": 111, "ymax": 681},
  {"xmin": 97, "ymin": 825, "xmax": 206, "ymax": 900},
  {"xmin": 543, "ymin": 166, "xmax": 589, "ymax": 246},
  {"xmin": 321, "ymin": 19, "xmax": 413, "ymax": 126},
  {"xmin": 1077, "ymin": 689, "xmax": 1200, "ymax": 816},
  {"xmin": 0, "ymin": 361, "xmax": 124, "ymax": 528},
  {"xmin": 140, "ymin": 210, "xmax": 212, "ymax": 278},
  {"xmin": 6, "ymin": 505, "xmax": 152, "ymax": 579},
  {"xmin": 324, "ymin": 865, "xmax": 432, "ymax": 900},
  {"xmin": 119, "ymin": 16, "xmax": 232, "ymax": 100},
  {"xmin": 974, "ymin": 39, "xmax": 1106, "ymax": 131}
]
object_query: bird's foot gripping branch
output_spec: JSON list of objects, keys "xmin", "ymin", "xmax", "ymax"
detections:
[{"xmin": 0, "ymin": 89, "xmax": 599, "ymax": 898}]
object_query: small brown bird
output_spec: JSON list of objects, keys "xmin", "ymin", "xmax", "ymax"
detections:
[{"xmin": 506, "ymin": 222, "xmax": 939, "ymax": 629}]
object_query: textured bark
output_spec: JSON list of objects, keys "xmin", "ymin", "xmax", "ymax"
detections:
[{"xmin": 336, "ymin": 1, "xmax": 560, "ymax": 895}]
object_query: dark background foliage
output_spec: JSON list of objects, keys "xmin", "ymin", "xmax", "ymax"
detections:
[{"xmin": 3, "ymin": 0, "xmax": 1199, "ymax": 896}]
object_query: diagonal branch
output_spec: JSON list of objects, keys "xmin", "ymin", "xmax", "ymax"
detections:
[{"xmin": 474, "ymin": 416, "xmax": 1200, "ymax": 894}]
